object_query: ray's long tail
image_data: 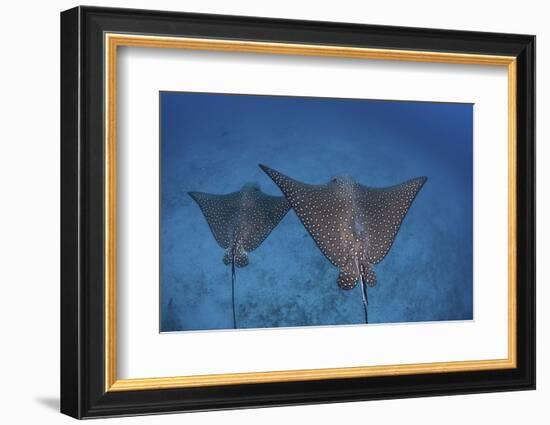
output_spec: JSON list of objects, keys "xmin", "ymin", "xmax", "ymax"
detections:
[
  {"xmin": 360, "ymin": 275, "xmax": 369, "ymax": 324},
  {"xmin": 231, "ymin": 257, "xmax": 237, "ymax": 329},
  {"xmin": 356, "ymin": 262, "xmax": 369, "ymax": 324}
]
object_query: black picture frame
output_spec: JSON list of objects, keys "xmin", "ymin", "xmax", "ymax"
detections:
[{"xmin": 61, "ymin": 5, "xmax": 535, "ymax": 419}]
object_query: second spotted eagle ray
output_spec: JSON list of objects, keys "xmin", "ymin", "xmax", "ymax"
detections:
[
  {"xmin": 259, "ymin": 164, "xmax": 427, "ymax": 324},
  {"xmin": 189, "ymin": 183, "xmax": 290, "ymax": 328}
]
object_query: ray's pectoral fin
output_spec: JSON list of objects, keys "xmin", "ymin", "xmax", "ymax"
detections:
[
  {"xmin": 223, "ymin": 250, "xmax": 232, "ymax": 266},
  {"xmin": 223, "ymin": 247, "xmax": 249, "ymax": 268},
  {"xmin": 337, "ymin": 270, "xmax": 358, "ymax": 290},
  {"xmin": 337, "ymin": 261, "xmax": 359, "ymax": 290},
  {"xmin": 337, "ymin": 261, "xmax": 377, "ymax": 290},
  {"xmin": 235, "ymin": 251, "xmax": 249, "ymax": 268},
  {"xmin": 361, "ymin": 264, "xmax": 377, "ymax": 287}
]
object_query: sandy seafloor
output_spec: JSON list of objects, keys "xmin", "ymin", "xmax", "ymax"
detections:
[{"xmin": 160, "ymin": 92, "xmax": 473, "ymax": 332}]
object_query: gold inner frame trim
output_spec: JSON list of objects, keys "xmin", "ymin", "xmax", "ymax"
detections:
[{"xmin": 104, "ymin": 33, "xmax": 518, "ymax": 392}]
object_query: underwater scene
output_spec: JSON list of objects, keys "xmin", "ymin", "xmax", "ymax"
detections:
[{"xmin": 160, "ymin": 91, "xmax": 473, "ymax": 332}]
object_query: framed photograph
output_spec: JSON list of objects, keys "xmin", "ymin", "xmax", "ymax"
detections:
[{"xmin": 60, "ymin": 6, "xmax": 535, "ymax": 419}]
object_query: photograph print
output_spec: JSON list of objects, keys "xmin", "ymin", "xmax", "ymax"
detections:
[{"xmin": 160, "ymin": 92, "xmax": 473, "ymax": 332}]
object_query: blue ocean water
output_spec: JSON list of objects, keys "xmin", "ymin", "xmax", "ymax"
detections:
[{"xmin": 160, "ymin": 92, "xmax": 473, "ymax": 332}]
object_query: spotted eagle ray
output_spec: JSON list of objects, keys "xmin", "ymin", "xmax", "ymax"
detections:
[
  {"xmin": 188, "ymin": 183, "xmax": 290, "ymax": 328},
  {"xmin": 259, "ymin": 164, "xmax": 427, "ymax": 324}
]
